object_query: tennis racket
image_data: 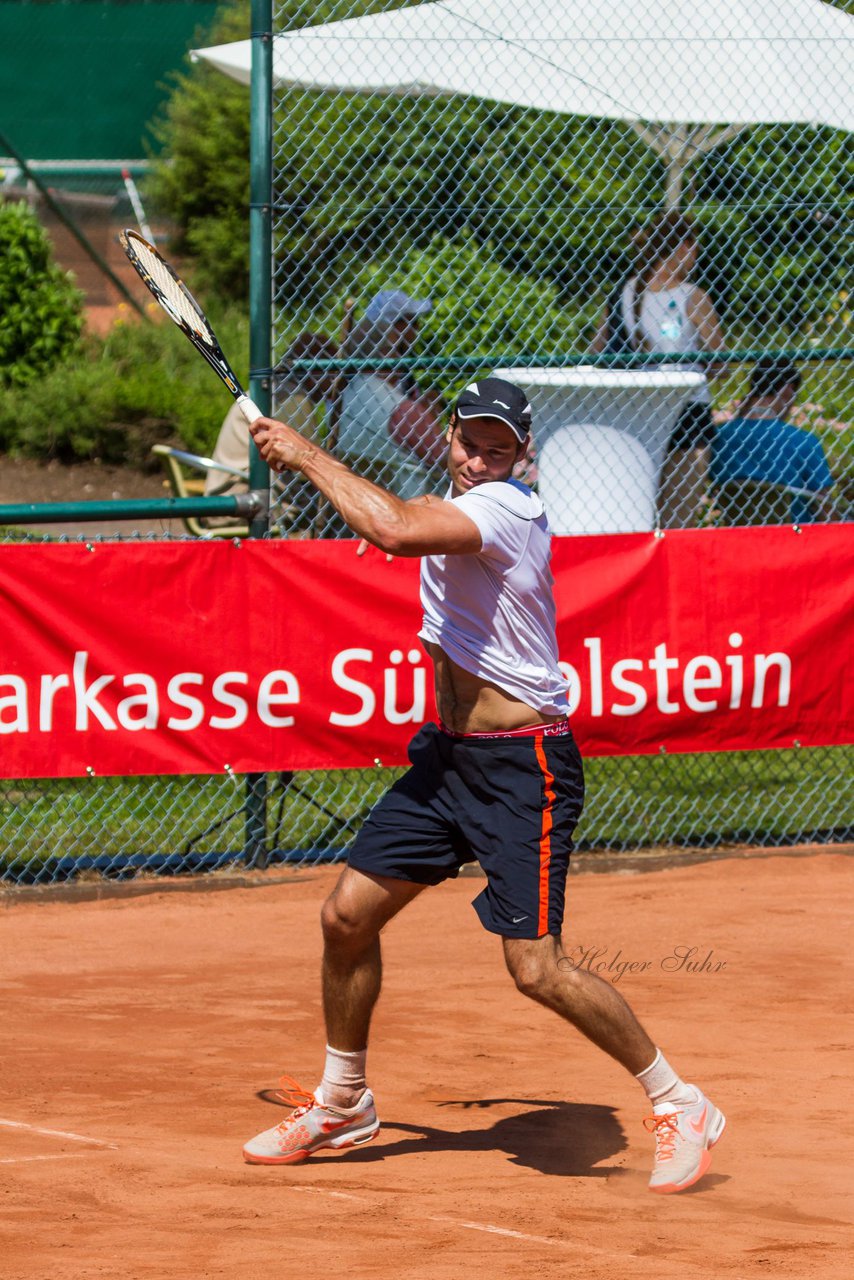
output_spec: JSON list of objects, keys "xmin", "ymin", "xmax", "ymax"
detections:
[{"xmin": 120, "ymin": 229, "xmax": 262, "ymax": 423}]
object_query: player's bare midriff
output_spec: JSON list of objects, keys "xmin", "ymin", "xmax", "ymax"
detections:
[{"xmin": 424, "ymin": 641, "xmax": 563, "ymax": 734}]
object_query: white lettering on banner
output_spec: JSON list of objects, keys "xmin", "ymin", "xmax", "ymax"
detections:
[
  {"xmin": 609, "ymin": 659, "xmax": 647, "ymax": 716},
  {"xmin": 0, "ymin": 676, "xmax": 28, "ymax": 734},
  {"xmin": 73, "ymin": 651, "xmax": 116, "ymax": 731},
  {"xmin": 649, "ymin": 643, "xmax": 681, "ymax": 714},
  {"xmin": 584, "ymin": 638, "xmax": 604, "ymax": 716},
  {"xmin": 683, "ymin": 657, "xmax": 723, "ymax": 713},
  {"xmin": 558, "ymin": 635, "xmax": 792, "ymax": 718},
  {"xmin": 751, "ymin": 654, "xmax": 791, "ymax": 708},
  {"xmin": 330, "ymin": 648, "xmax": 428, "ymax": 728},
  {"xmin": 725, "ymin": 632, "xmax": 743, "ymax": 709},
  {"xmin": 330, "ymin": 649, "xmax": 375, "ymax": 727},
  {"xmin": 166, "ymin": 673, "xmax": 205, "ymax": 731},
  {"xmin": 210, "ymin": 673, "xmax": 250, "ymax": 730},
  {"xmin": 116, "ymin": 673, "xmax": 159, "ymax": 731},
  {"xmin": 0, "ymin": 654, "xmax": 303, "ymax": 737},
  {"xmin": 0, "ymin": 634, "xmax": 792, "ymax": 741},
  {"xmin": 39, "ymin": 673, "xmax": 70, "ymax": 731},
  {"xmin": 384, "ymin": 649, "xmax": 426, "ymax": 725},
  {"xmin": 258, "ymin": 671, "xmax": 300, "ymax": 728}
]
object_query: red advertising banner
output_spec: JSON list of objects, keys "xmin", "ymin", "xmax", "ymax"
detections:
[{"xmin": 0, "ymin": 525, "xmax": 850, "ymax": 778}]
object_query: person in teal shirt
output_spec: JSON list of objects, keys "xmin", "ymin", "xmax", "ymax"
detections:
[{"xmin": 711, "ymin": 359, "xmax": 835, "ymax": 523}]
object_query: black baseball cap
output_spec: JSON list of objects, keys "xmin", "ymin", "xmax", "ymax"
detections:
[{"xmin": 454, "ymin": 377, "xmax": 532, "ymax": 442}]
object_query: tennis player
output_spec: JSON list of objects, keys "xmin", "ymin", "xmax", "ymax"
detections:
[{"xmin": 243, "ymin": 377, "xmax": 725, "ymax": 1193}]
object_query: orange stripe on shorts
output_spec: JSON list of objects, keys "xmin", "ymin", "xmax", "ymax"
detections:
[{"xmin": 534, "ymin": 735, "xmax": 556, "ymax": 936}]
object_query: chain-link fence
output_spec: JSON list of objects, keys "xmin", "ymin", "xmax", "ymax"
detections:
[
  {"xmin": 1, "ymin": 1, "xmax": 852, "ymax": 886},
  {"xmin": 1, "ymin": 518, "xmax": 849, "ymax": 886},
  {"xmin": 0, "ymin": 0, "xmax": 222, "ymax": 310},
  {"xmin": 259, "ymin": 0, "xmax": 852, "ymax": 534},
  {"xmin": 0, "ymin": 161, "xmax": 158, "ymax": 309},
  {"xmin": 256, "ymin": 2, "xmax": 852, "ymax": 875},
  {"xmin": 2, "ymin": 746, "xmax": 851, "ymax": 885}
]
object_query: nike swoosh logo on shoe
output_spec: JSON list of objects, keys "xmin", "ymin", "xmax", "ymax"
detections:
[
  {"xmin": 688, "ymin": 1105, "xmax": 709, "ymax": 1136},
  {"xmin": 319, "ymin": 1116, "xmax": 361, "ymax": 1134}
]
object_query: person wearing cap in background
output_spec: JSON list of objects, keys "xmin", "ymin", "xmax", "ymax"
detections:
[
  {"xmin": 338, "ymin": 289, "xmax": 446, "ymax": 499},
  {"xmin": 204, "ymin": 332, "xmax": 338, "ymax": 527},
  {"xmin": 242, "ymin": 376, "xmax": 727, "ymax": 1197},
  {"xmin": 710, "ymin": 358, "xmax": 836, "ymax": 523},
  {"xmin": 206, "ymin": 331, "xmax": 337, "ymax": 495}
]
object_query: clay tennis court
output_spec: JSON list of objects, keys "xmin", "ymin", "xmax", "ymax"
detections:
[{"xmin": 2, "ymin": 849, "xmax": 851, "ymax": 1278}]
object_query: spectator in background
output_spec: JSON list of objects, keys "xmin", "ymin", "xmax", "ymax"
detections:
[
  {"xmin": 337, "ymin": 290, "xmax": 446, "ymax": 499},
  {"xmin": 592, "ymin": 212, "xmax": 727, "ymax": 527},
  {"xmin": 711, "ymin": 359, "xmax": 835, "ymax": 524},
  {"xmin": 205, "ymin": 332, "xmax": 337, "ymax": 525}
]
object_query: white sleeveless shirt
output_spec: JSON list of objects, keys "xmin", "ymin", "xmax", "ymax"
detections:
[
  {"xmin": 620, "ymin": 278, "xmax": 710, "ymax": 404},
  {"xmin": 419, "ymin": 480, "xmax": 569, "ymax": 715}
]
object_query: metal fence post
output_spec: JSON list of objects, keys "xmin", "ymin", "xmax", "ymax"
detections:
[{"xmin": 245, "ymin": 0, "xmax": 274, "ymax": 869}]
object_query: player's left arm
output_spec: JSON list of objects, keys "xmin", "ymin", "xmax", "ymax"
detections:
[
  {"xmin": 686, "ymin": 286, "xmax": 728, "ymax": 382},
  {"xmin": 250, "ymin": 416, "xmax": 481, "ymax": 556}
]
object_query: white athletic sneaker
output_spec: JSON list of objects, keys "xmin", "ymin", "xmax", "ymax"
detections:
[
  {"xmin": 242, "ymin": 1076, "xmax": 379, "ymax": 1165},
  {"xmin": 644, "ymin": 1087, "xmax": 726, "ymax": 1194}
]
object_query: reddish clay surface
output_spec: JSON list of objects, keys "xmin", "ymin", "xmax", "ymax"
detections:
[{"xmin": 1, "ymin": 852, "xmax": 851, "ymax": 1278}]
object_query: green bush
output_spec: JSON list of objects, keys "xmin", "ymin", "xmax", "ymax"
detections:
[
  {"xmin": 0, "ymin": 308, "xmax": 249, "ymax": 464},
  {"xmin": 0, "ymin": 200, "xmax": 83, "ymax": 388}
]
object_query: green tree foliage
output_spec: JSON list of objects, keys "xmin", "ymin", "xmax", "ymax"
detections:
[
  {"xmin": 0, "ymin": 201, "xmax": 83, "ymax": 388},
  {"xmin": 695, "ymin": 125, "xmax": 852, "ymax": 333},
  {"xmin": 146, "ymin": 1, "xmax": 420, "ymax": 298},
  {"xmin": 145, "ymin": 2, "xmax": 253, "ymax": 298},
  {"xmin": 149, "ymin": 0, "xmax": 852, "ymax": 339},
  {"xmin": 276, "ymin": 232, "xmax": 590, "ymax": 403}
]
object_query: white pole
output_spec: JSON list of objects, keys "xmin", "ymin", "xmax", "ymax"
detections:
[{"xmin": 122, "ymin": 167, "xmax": 155, "ymax": 244}]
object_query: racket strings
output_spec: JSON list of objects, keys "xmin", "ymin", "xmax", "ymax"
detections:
[{"xmin": 128, "ymin": 237, "xmax": 214, "ymax": 346}]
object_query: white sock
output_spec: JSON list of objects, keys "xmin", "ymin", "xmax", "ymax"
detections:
[
  {"xmin": 635, "ymin": 1049, "xmax": 698, "ymax": 1109},
  {"xmin": 320, "ymin": 1045, "xmax": 368, "ymax": 1108}
]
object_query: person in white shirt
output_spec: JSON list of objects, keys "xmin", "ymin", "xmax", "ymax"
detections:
[
  {"xmin": 204, "ymin": 332, "xmax": 337, "ymax": 530},
  {"xmin": 338, "ymin": 290, "xmax": 446, "ymax": 498},
  {"xmin": 242, "ymin": 377, "xmax": 726, "ymax": 1194},
  {"xmin": 593, "ymin": 212, "xmax": 727, "ymax": 527}
]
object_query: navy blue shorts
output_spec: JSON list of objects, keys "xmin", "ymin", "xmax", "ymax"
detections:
[{"xmin": 348, "ymin": 721, "xmax": 585, "ymax": 939}]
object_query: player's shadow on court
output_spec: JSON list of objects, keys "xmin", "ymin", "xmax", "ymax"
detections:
[
  {"xmin": 378, "ymin": 1099, "xmax": 624, "ymax": 1176},
  {"xmin": 259, "ymin": 1091, "xmax": 624, "ymax": 1176}
]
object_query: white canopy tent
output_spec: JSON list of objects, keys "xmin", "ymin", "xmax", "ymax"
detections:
[{"xmin": 194, "ymin": 0, "xmax": 854, "ymax": 205}]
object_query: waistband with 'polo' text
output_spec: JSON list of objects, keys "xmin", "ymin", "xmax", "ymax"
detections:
[{"xmin": 439, "ymin": 718, "xmax": 571, "ymax": 741}]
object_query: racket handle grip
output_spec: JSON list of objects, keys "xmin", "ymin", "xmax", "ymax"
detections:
[{"xmin": 237, "ymin": 394, "xmax": 263, "ymax": 423}]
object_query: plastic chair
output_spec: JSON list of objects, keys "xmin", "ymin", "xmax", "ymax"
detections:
[
  {"xmin": 151, "ymin": 445, "xmax": 250, "ymax": 538},
  {"xmin": 537, "ymin": 424, "xmax": 657, "ymax": 534}
]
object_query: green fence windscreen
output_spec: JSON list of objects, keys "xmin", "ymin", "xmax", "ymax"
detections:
[{"xmin": 0, "ymin": 0, "xmax": 219, "ymax": 159}]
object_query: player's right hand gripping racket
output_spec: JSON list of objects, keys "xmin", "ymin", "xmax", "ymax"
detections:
[{"xmin": 120, "ymin": 229, "xmax": 262, "ymax": 424}]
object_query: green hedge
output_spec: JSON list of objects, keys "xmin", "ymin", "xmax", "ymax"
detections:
[
  {"xmin": 0, "ymin": 308, "xmax": 249, "ymax": 465},
  {"xmin": 0, "ymin": 201, "xmax": 83, "ymax": 388}
]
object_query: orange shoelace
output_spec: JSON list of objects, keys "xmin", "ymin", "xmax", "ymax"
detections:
[
  {"xmin": 275, "ymin": 1074, "xmax": 318, "ymax": 1121},
  {"xmin": 643, "ymin": 1112, "xmax": 679, "ymax": 1161}
]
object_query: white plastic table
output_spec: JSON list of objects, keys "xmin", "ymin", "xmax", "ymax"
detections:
[{"xmin": 495, "ymin": 367, "xmax": 705, "ymax": 534}]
